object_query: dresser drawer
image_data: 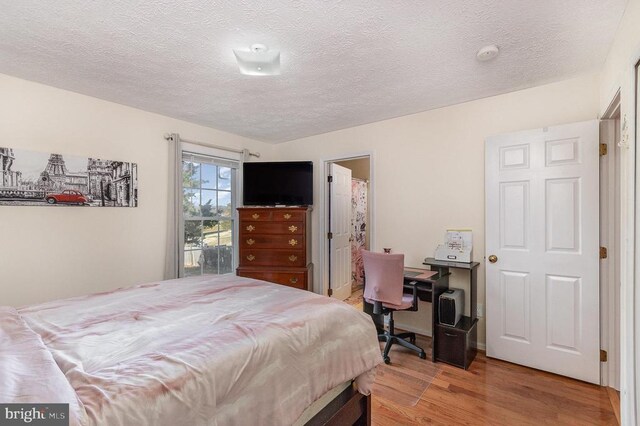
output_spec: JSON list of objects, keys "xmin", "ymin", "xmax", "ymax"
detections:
[
  {"xmin": 242, "ymin": 222, "xmax": 304, "ymax": 235},
  {"xmin": 239, "ymin": 249, "xmax": 306, "ymax": 267},
  {"xmin": 239, "ymin": 209, "xmax": 273, "ymax": 222},
  {"xmin": 241, "ymin": 234, "xmax": 304, "ymax": 249},
  {"xmin": 271, "ymin": 210, "xmax": 306, "ymax": 222},
  {"xmin": 239, "ymin": 269, "xmax": 307, "ymax": 290}
]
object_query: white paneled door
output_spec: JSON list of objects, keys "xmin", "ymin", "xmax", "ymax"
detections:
[
  {"xmin": 330, "ymin": 163, "xmax": 352, "ymax": 301},
  {"xmin": 485, "ymin": 120, "xmax": 600, "ymax": 384}
]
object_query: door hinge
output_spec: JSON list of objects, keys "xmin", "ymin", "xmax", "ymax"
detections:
[
  {"xmin": 600, "ymin": 143, "xmax": 608, "ymax": 156},
  {"xmin": 600, "ymin": 349, "xmax": 608, "ymax": 362},
  {"xmin": 328, "ymin": 288, "xmax": 333, "ymax": 297},
  {"xmin": 600, "ymin": 246, "xmax": 608, "ymax": 259},
  {"xmin": 327, "ymin": 232, "xmax": 333, "ymax": 239},
  {"xmin": 328, "ymin": 175, "xmax": 333, "ymax": 183}
]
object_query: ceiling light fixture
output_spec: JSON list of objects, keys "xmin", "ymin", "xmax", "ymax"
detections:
[
  {"xmin": 233, "ymin": 44, "xmax": 280, "ymax": 76},
  {"xmin": 476, "ymin": 45, "xmax": 500, "ymax": 62}
]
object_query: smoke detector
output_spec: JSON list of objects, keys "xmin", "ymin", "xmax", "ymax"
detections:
[
  {"xmin": 476, "ymin": 45, "xmax": 500, "ymax": 62},
  {"xmin": 233, "ymin": 44, "xmax": 281, "ymax": 76}
]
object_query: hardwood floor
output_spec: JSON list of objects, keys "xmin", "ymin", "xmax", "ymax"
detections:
[{"xmin": 371, "ymin": 334, "xmax": 618, "ymax": 425}]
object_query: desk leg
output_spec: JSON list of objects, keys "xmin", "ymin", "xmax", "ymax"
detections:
[
  {"xmin": 470, "ymin": 266, "xmax": 478, "ymax": 322},
  {"xmin": 431, "ymin": 271, "xmax": 449, "ymax": 362}
]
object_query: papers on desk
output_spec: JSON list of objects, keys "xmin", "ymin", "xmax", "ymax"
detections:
[{"xmin": 434, "ymin": 229, "xmax": 473, "ymax": 263}]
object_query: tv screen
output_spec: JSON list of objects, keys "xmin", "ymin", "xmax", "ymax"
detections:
[{"xmin": 243, "ymin": 161, "xmax": 313, "ymax": 206}]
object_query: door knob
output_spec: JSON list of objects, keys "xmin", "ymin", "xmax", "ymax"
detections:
[{"xmin": 488, "ymin": 255, "xmax": 498, "ymax": 263}]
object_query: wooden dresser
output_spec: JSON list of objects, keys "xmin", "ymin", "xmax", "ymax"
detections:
[{"xmin": 237, "ymin": 207, "xmax": 313, "ymax": 291}]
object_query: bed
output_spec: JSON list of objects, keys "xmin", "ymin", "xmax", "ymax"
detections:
[{"xmin": 0, "ymin": 275, "xmax": 382, "ymax": 425}]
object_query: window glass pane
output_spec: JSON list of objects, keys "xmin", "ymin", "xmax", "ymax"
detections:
[
  {"xmin": 218, "ymin": 220, "xmax": 233, "ymax": 246},
  {"xmin": 202, "ymin": 220, "xmax": 219, "ymax": 247},
  {"xmin": 217, "ymin": 191, "xmax": 232, "ymax": 217},
  {"xmin": 201, "ymin": 164, "xmax": 217, "ymax": 190},
  {"xmin": 202, "ymin": 245, "xmax": 219, "ymax": 274},
  {"xmin": 183, "ymin": 161, "xmax": 199, "ymax": 188},
  {"xmin": 183, "ymin": 189, "xmax": 200, "ymax": 216},
  {"xmin": 218, "ymin": 244, "xmax": 233, "ymax": 274},
  {"xmin": 218, "ymin": 167, "xmax": 231, "ymax": 190},
  {"xmin": 201, "ymin": 190, "xmax": 216, "ymax": 217},
  {"xmin": 184, "ymin": 250, "xmax": 202, "ymax": 276},
  {"xmin": 184, "ymin": 220, "xmax": 202, "ymax": 249}
]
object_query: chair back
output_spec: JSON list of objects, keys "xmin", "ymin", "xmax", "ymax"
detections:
[{"xmin": 362, "ymin": 250, "xmax": 405, "ymax": 306}]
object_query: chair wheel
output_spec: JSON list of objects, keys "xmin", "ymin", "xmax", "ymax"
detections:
[
  {"xmin": 384, "ymin": 356, "xmax": 391, "ymax": 364},
  {"xmin": 419, "ymin": 351, "xmax": 427, "ymax": 360}
]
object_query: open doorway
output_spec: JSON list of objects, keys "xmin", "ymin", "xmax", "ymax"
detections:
[{"xmin": 324, "ymin": 155, "xmax": 373, "ymax": 303}]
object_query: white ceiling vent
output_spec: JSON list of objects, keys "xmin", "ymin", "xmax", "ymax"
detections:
[{"xmin": 233, "ymin": 44, "xmax": 281, "ymax": 76}]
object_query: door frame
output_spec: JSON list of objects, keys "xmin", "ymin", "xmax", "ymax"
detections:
[
  {"xmin": 320, "ymin": 152, "xmax": 375, "ymax": 296},
  {"xmin": 600, "ymin": 92, "xmax": 622, "ymax": 390},
  {"xmin": 600, "ymin": 51, "xmax": 639, "ymax": 423}
]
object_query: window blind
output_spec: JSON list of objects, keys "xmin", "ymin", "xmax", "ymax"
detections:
[{"xmin": 182, "ymin": 151, "xmax": 240, "ymax": 169}]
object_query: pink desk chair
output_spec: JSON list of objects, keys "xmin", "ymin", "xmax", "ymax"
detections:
[{"xmin": 362, "ymin": 250, "xmax": 427, "ymax": 364}]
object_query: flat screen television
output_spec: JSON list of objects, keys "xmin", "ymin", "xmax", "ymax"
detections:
[{"xmin": 243, "ymin": 161, "xmax": 313, "ymax": 206}]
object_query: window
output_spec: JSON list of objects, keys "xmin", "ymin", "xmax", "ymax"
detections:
[{"xmin": 182, "ymin": 152, "xmax": 237, "ymax": 277}]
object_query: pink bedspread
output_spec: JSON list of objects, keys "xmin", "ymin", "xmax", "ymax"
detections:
[
  {"xmin": 0, "ymin": 307, "xmax": 84, "ymax": 425},
  {"xmin": 7, "ymin": 275, "xmax": 381, "ymax": 425}
]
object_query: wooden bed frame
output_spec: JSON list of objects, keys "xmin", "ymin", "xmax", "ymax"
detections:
[{"xmin": 306, "ymin": 384, "xmax": 371, "ymax": 426}]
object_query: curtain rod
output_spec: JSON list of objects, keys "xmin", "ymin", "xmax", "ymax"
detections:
[{"xmin": 164, "ymin": 133, "xmax": 261, "ymax": 159}]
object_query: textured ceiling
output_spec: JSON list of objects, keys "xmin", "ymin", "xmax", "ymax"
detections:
[{"xmin": 0, "ymin": 1, "xmax": 627, "ymax": 143}]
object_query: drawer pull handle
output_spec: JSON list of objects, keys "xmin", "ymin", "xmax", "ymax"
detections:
[
  {"xmin": 288, "ymin": 239, "xmax": 298, "ymax": 246},
  {"xmin": 444, "ymin": 332, "xmax": 457, "ymax": 337},
  {"xmin": 246, "ymin": 254, "xmax": 256, "ymax": 261},
  {"xmin": 289, "ymin": 277, "xmax": 298, "ymax": 284},
  {"xmin": 288, "ymin": 225, "xmax": 298, "ymax": 233},
  {"xmin": 288, "ymin": 255, "xmax": 298, "ymax": 262},
  {"xmin": 252, "ymin": 213, "xmax": 260, "ymax": 219},
  {"xmin": 283, "ymin": 213, "xmax": 292, "ymax": 220},
  {"xmin": 246, "ymin": 238, "xmax": 255, "ymax": 246},
  {"xmin": 246, "ymin": 225, "xmax": 255, "ymax": 232}
]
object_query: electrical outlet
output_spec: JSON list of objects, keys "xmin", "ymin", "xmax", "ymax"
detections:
[{"xmin": 476, "ymin": 303, "xmax": 484, "ymax": 318}]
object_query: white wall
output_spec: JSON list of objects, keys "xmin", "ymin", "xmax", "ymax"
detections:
[
  {"xmin": 598, "ymin": 0, "xmax": 640, "ymax": 422},
  {"xmin": 0, "ymin": 73, "xmax": 274, "ymax": 307},
  {"xmin": 335, "ymin": 158, "xmax": 370, "ymax": 181},
  {"xmin": 273, "ymin": 73, "xmax": 601, "ymax": 346},
  {"xmin": 600, "ymin": 0, "xmax": 640, "ymax": 112}
]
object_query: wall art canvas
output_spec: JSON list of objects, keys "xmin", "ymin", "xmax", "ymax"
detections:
[
  {"xmin": 351, "ymin": 179, "xmax": 367, "ymax": 286},
  {"xmin": 0, "ymin": 147, "xmax": 137, "ymax": 207}
]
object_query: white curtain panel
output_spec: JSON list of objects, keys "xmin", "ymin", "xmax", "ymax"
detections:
[{"xmin": 164, "ymin": 133, "xmax": 183, "ymax": 279}]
